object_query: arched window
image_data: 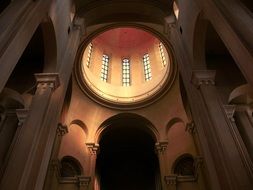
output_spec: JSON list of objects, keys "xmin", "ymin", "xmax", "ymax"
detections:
[
  {"xmin": 158, "ymin": 42, "xmax": 166, "ymax": 67},
  {"xmin": 86, "ymin": 43, "xmax": 93, "ymax": 67},
  {"xmin": 122, "ymin": 58, "xmax": 130, "ymax": 86},
  {"xmin": 174, "ymin": 155, "xmax": 195, "ymax": 176},
  {"xmin": 101, "ymin": 54, "xmax": 109, "ymax": 82},
  {"xmin": 60, "ymin": 156, "xmax": 82, "ymax": 177},
  {"xmin": 143, "ymin": 53, "xmax": 152, "ymax": 81}
]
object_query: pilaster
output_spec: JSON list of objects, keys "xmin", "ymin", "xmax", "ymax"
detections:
[
  {"xmin": 190, "ymin": 70, "xmax": 253, "ymax": 189},
  {"xmin": 85, "ymin": 143, "xmax": 99, "ymax": 190},
  {"xmin": 155, "ymin": 141, "xmax": 168, "ymax": 190}
]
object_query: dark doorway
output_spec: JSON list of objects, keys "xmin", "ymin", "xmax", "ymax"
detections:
[{"xmin": 96, "ymin": 120, "xmax": 160, "ymax": 190}]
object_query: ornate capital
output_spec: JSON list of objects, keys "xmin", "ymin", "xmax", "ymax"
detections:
[
  {"xmin": 57, "ymin": 123, "xmax": 68, "ymax": 136},
  {"xmin": 73, "ymin": 17, "xmax": 85, "ymax": 35},
  {"xmin": 191, "ymin": 70, "xmax": 216, "ymax": 88},
  {"xmin": 16, "ymin": 109, "xmax": 29, "ymax": 126},
  {"xmin": 78, "ymin": 176, "xmax": 91, "ymax": 187},
  {"xmin": 185, "ymin": 121, "xmax": 196, "ymax": 134},
  {"xmin": 223, "ymin": 105, "xmax": 236, "ymax": 122},
  {"xmin": 164, "ymin": 15, "xmax": 176, "ymax": 34},
  {"xmin": 86, "ymin": 143, "xmax": 100, "ymax": 155},
  {"xmin": 155, "ymin": 141, "xmax": 168, "ymax": 153},
  {"xmin": 35, "ymin": 73, "xmax": 60, "ymax": 91},
  {"xmin": 164, "ymin": 175, "xmax": 177, "ymax": 185}
]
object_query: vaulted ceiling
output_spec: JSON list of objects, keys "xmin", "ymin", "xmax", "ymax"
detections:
[{"xmin": 74, "ymin": 0, "xmax": 173, "ymax": 25}]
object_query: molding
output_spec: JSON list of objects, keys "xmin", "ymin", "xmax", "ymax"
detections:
[
  {"xmin": 57, "ymin": 123, "xmax": 68, "ymax": 136},
  {"xmin": 16, "ymin": 109, "xmax": 29, "ymax": 126},
  {"xmin": 78, "ymin": 176, "xmax": 91, "ymax": 187},
  {"xmin": 164, "ymin": 175, "xmax": 177, "ymax": 185},
  {"xmin": 191, "ymin": 70, "xmax": 216, "ymax": 88},
  {"xmin": 34, "ymin": 73, "xmax": 60, "ymax": 91},
  {"xmin": 86, "ymin": 143, "xmax": 100, "ymax": 155}
]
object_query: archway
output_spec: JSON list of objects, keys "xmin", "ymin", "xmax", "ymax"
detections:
[{"xmin": 96, "ymin": 115, "xmax": 160, "ymax": 190}]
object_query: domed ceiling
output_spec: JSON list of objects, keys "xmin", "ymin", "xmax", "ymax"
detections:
[{"xmin": 76, "ymin": 27, "xmax": 175, "ymax": 109}]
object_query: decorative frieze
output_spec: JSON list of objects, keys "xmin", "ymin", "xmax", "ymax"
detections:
[
  {"xmin": 86, "ymin": 143, "xmax": 100, "ymax": 155},
  {"xmin": 191, "ymin": 70, "xmax": 216, "ymax": 88},
  {"xmin": 57, "ymin": 123, "xmax": 68, "ymax": 136},
  {"xmin": 34, "ymin": 73, "xmax": 60, "ymax": 91}
]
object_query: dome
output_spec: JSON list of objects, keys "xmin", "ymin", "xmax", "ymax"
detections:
[{"xmin": 76, "ymin": 27, "xmax": 175, "ymax": 109}]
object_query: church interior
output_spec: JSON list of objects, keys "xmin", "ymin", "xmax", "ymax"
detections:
[{"xmin": 0, "ymin": 0, "xmax": 253, "ymax": 190}]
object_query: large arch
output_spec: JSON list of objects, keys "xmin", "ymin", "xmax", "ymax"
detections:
[
  {"xmin": 95, "ymin": 113, "xmax": 161, "ymax": 190},
  {"xmin": 95, "ymin": 113, "xmax": 160, "ymax": 143}
]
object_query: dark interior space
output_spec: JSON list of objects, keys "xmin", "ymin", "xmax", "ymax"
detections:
[
  {"xmin": 96, "ymin": 122, "xmax": 159, "ymax": 190},
  {"xmin": 0, "ymin": 0, "xmax": 11, "ymax": 14},
  {"xmin": 239, "ymin": 0, "xmax": 253, "ymax": 12},
  {"xmin": 205, "ymin": 23, "xmax": 247, "ymax": 103},
  {"xmin": 5, "ymin": 26, "xmax": 44, "ymax": 94}
]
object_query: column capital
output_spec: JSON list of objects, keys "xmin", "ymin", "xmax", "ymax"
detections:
[
  {"xmin": 34, "ymin": 73, "xmax": 60, "ymax": 91},
  {"xmin": 185, "ymin": 121, "xmax": 196, "ymax": 134},
  {"xmin": 73, "ymin": 17, "xmax": 85, "ymax": 35},
  {"xmin": 16, "ymin": 109, "xmax": 29, "ymax": 126},
  {"xmin": 86, "ymin": 143, "xmax": 100, "ymax": 155},
  {"xmin": 78, "ymin": 176, "xmax": 91, "ymax": 187},
  {"xmin": 57, "ymin": 123, "xmax": 68, "ymax": 136},
  {"xmin": 223, "ymin": 105, "xmax": 236, "ymax": 122},
  {"xmin": 164, "ymin": 175, "xmax": 177, "ymax": 185},
  {"xmin": 164, "ymin": 15, "xmax": 176, "ymax": 35},
  {"xmin": 155, "ymin": 141, "xmax": 168, "ymax": 153},
  {"xmin": 191, "ymin": 70, "xmax": 216, "ymax": 88}
]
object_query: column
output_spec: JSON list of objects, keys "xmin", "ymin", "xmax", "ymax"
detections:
[
  {"xmin": 43, "ymin": 123, "xmax": 68, "ymax": 190},
  {"xmin": 234, "ymin": 105, "xmax": 253, "ymax": 160},
  {"xmin": 155, "ymin": 141, "xmax": 168, "ymax": 190},
  {"xmin": 85, "ymin": 143, "xmax": 99, "ymax": 190},
  {"xmin": 0, "ymin": 109, "xmax": 19, "ymax": 175},
  {"xmin": 223, "ymin": 105, "xmax": 253, "ymax": 176},
  {"xmin": 0, "ymin": 73, "xmax": 60, "ymax": 190},
  {"xmin": 191, "ymin": 70, "xmax": 253, "ymax": 189}
]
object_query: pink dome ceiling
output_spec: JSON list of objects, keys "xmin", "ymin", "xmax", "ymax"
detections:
[{"xmin": 93, "ymin": 27, "xmax": 156, "ymax": 49}]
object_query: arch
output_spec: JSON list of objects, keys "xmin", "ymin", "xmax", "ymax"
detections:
[
  {"xmin": 172, "ymin": 153, "xmax": 195, "ymax": 176},
  {"xmin": 70, "ymin": 119, "xmax": 88, "ymax": 135},
  {"xmin": 166, "ymin": 117, "xmax": 184, "ymax": 134},
  {"xmin": 40, "ymin": 17, "xmax": 57, "ymax": 72},
  {"xmin": 95, "ymin": 113, "xmax": 160, "ymax": 143},
  {"xmin": 60, "ymin": 155, "xmax": 83, "ymax": 177},
  {"xmin": 96, "ymin": 113, "xmax": 160, "ymax": 189}
]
